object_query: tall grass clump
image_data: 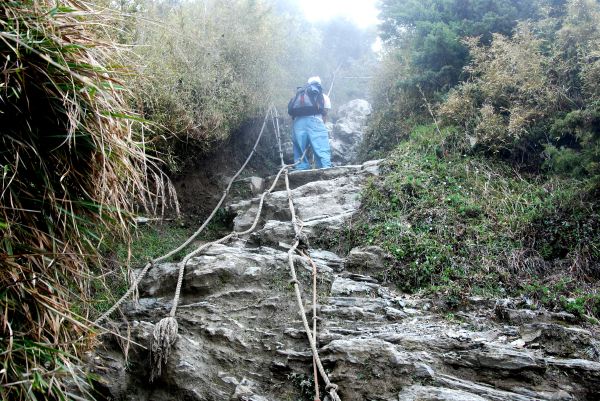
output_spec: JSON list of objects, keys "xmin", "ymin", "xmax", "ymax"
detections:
[{"xmin": 0, "ymin": 1, "xmax": 171, "ymax": 399}]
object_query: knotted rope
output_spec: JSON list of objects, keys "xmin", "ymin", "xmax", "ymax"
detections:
[
  {"xmin": 270, "ymin": 104, "xmax": 341, "ymax": 401},
  {"xmin": 301, "ymin": 249, "xmax": 321, "ymax": 401},
  {"xmin": 99, "ymin": 103, "xmax": 343, "ymax": 399},
  {"xmin": 150, "ymin": 162, "xmax": 293, "ymax": 380}
]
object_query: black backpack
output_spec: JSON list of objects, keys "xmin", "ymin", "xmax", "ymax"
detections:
[{"xmin": 287, "ymin": 82, "xmax": 325, "ymax": 118}]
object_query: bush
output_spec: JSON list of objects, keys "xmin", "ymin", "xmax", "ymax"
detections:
[
  {"xmin": 440, "ymin": 27, "xmax": 566, "ymax": 159},
  {"xmin": 439, "ymin": 0, "xmax": 600, "ymax": 180}
]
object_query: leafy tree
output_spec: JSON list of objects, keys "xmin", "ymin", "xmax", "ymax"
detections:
[
  {"xmin": 378, "ymin": 0, "xmax": 540, "ymax": 91},
  {"xmin": 363, "ymin": 0, "xmax": 553, "ymax": 157}
]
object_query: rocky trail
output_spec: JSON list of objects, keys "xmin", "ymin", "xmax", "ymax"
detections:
[{"xmin": 92, "ymin": 102, "xmax": 600, "ymax": 401}]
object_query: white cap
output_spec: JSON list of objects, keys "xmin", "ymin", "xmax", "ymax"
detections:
[{"xmin": 307, "ymin": 76, "xmax": 321, "ymax": 85}]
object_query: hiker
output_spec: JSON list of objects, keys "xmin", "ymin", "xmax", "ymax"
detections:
[{"xmin": 287, "ymin": 76, "xmax": 332, "ymax": 170}]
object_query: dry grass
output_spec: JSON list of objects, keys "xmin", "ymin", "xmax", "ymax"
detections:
[{"xmin": 0, "ymin": 1, "xmax": 174, "ymax": 399}]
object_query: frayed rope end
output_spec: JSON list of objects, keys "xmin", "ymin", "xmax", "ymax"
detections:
[{"xmin": 149, "ymin": 316, "xmax": 178, "ymax": 382}]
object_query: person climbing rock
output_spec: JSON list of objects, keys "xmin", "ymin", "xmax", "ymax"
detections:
[{"xmin": 287, "ymin": 76, "xmax": 332, "ymax": 170}]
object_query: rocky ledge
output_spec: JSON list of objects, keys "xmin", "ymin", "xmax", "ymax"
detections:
[{"xmin": 92, "ymin": 161, "xmax": 600, "ymax": 401}]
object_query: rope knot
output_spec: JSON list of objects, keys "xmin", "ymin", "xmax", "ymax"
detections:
[
  {"xmin": 150, "ymin": 316, "xmax": 179, "ymax": 382},
  {"xmin": 325, "ymin": 383, "xmax": 338, "ymax": 392},
  {"xmin": 295, "ymin": 232, "xmax": 310, "ymax": 250}
]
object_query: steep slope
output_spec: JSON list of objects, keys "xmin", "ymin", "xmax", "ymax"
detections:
[{"xmin": 92, "ymin": 161, "xmax": 600, "ymax": 401}]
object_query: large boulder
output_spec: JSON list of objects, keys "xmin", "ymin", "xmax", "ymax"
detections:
[{"xmin": 330, "ymin": 99, "xmax": 371, "ymax": 165}]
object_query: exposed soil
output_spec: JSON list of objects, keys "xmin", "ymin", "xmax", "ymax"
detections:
[{"xmin": 172, "ymin": 116, "xmax": 292, "ymax": 220}]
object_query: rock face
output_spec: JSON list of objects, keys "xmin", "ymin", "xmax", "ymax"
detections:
[
  {"xmin": 329, "ymin": 99, "xmax": 371, "ymax": 166},
  {"xmin": 92, "ymin": 162, "xmax": 600, "ymax": 401}
]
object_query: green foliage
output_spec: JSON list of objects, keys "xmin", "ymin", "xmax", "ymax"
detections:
[
  {"xmin": 364, "ymin": 0, "xmax": 545, "ymax": 157},
  {"xmin": 350, "ymin": 125, "xmax": 600, "ymax": 316},
  {"xmin": 121, "ymin": 0, "xmax": 289, "ymax": 172},
  {"xmin": 523, "ymin": 280, "xmax": 600, "ymax": 319},
  {"xmin": 286, "ymin": 371, "xmax": 318, "ymax": 401},
  {"xmin": 441, "ymin": 26, "xmax": 565, "ymax": 158},
  {"xmin": 361, "ymin": 49, "xmax": 427, "ymax": 158},
  {"xmin": 440, "ymin": 0, "xmax": 600, "ymax": 179},
  {"xmin": 545, "ymin": 105, "xmax": 600, "ymax": 179},
  {"xmin": 378, "ymin": 0, "xmax": 538, "ymax": 90}
]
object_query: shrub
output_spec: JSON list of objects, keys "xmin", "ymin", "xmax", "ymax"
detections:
[
  {"xmin": 123, "ymin": 0, "xmax": 290, "ymax": 173},
  {"xmin": 440, "ymin": 27, "xmax": 566, "ymax": 158},
  {"xmin": 440, "ymin": 0, "xmax": 600, "ymax": 180}
]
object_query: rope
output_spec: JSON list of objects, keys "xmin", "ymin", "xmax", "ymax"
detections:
[
  {"xmin": 328, "ymin": 62, "xmax": 343, "ymax": 97},
  {"xmin": 168, "ymin": 164, "xmax": 290, "ymax": 317},
  {"xmin": 99, "ymin": 102, "xmax": 343, "ymax": 398},
  {"xmin": 301, "ymin": 249, "xmax": 321, "ymax": 401},
  {"xmin": 95, "ymin": 104, "xmax": 275, "ymax": 325},
  {"xmin": 148, "ymin": 106, "xmax": 308, "ymax": 380},
  {"xmin": 270, "ymin": 106, "xmax": 285, "ymax": 168},
  {"xmin": 150, "ymin": 162, "xmax": 293, "ymax": 380},
  {"xmin": 271, "ymin": 104, "xmax": 339, "ymax": 399},
  {"xmin": 283, "ymin": 167, "xmax": 342, "ymax": 401}
]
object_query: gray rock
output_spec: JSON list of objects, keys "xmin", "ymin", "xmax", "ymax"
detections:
[
  {"xmin": 446, "ymin": 346, "xmax": 544, "ymax": 370},
  {"xmin": 398, "ymin": 385, "xmax": 488, "ymax": 401},
  {"xmin": 345, "ymin": 245, "xmax": 387, "ymax": 274},
  {"xmin": 435, "ymin": 374, "xmax": 541, "ymax": 401},
  {"xmin": 330, "ymin": 99, "xmax": 372, "ymax": 166},
  {"xmin": 249, "ymin": 176, "xmax": 265, "ymax": 196},
  {"xmin": 92, "ymin": 158, "xmax": 599, "ymax": 401},
  {"xmin": 330, "ymin": 276, "xmax": 380, "ymax": 297}
]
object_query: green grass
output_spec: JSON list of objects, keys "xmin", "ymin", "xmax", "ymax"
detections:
[{"xmin": 350, "ymin": 125, "xmax": 600, "ymax": 318}]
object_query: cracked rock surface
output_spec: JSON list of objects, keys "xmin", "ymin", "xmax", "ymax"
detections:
[{"xmin": 92, "ymin": 161, "xmax": 600, "ymax": 401}]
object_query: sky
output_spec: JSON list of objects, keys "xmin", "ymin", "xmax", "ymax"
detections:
[{"xmin": 298, "ymin": 0, "xmax": 380, "ymax": 29}]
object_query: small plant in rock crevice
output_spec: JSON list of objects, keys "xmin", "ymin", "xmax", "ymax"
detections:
[{"xmin": 286, "ymin": 371, "xmax": 320, "ymax": 401}]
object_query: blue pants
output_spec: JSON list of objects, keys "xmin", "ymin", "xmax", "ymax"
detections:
[{"xmin": 292, "ymin": 116, "xmax": 332, "ymax": 170}]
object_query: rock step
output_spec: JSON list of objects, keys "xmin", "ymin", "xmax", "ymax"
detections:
[
  {"xmin": 264, "ymin": 161, "xmax": 380, "ymax": 192},
  {"xmin": 92, "ymin": 158, "xmax": 600, "ymax": 401}
]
